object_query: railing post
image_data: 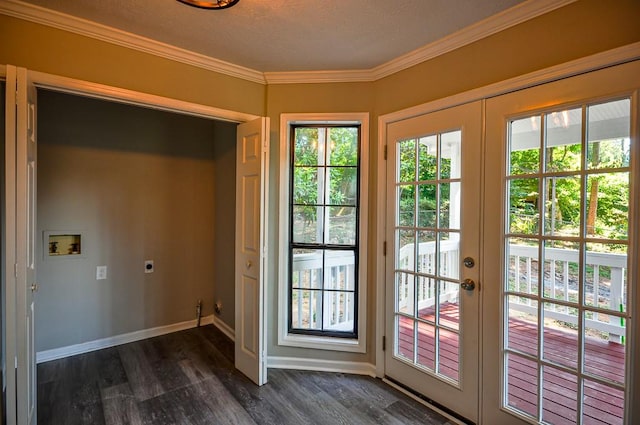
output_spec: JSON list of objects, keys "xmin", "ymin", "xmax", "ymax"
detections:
[{"xmin": 609, "ymin": 267, "xmax": 624, "ymax": 343}]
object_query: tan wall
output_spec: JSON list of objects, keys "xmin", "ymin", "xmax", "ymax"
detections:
[
  {"xmin": 375, "ymin": 0, "xmax": 640, "ymax": 114},
  {"xmin": 0, "ymin": 15, "xmax": 265, "ymax": 116}
]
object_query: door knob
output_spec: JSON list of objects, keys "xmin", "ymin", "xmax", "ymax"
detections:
[
  {"xmin": 461, "ymin": 279, "xmax": 475, "ymax": 291},
  {"xmin": 246, "ymin": 260, "xmax": 252, "ymax": 269}
]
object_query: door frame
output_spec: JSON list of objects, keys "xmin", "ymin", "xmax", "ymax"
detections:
[
  {"xmin": 376, "ymin": 43, "xmax": 640, "ymax": 422},
  {"xmin": 1, "ymin": 67, "xmax": 262, "ymax": 425}
]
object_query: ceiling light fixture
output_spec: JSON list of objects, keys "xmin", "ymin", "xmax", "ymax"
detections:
[{"xmin": 177, "ymin": 0, "xmax": 239, "ymax": 9}]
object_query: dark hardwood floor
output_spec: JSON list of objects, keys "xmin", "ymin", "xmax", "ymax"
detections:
[{"xmin": 37, "ymin": 325, "xmax": 454, "ymax": 425}]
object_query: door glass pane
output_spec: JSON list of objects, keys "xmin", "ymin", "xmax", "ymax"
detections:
[
  {"xmin": 543, "ymin": 240, "xmax": 579, "ymax": 302},
  {"xmin": 503, "ymin": 98, "xmax": 630, "ymax": 423},
  {"xmin": 586, "ymin": 173, "xmax": 629, "ymax": 240},
  {"xmin": 440, "ymin": 131, "xmax": 461, "ymax": 179},
  {"xmin": 417, "ymin": 183, "xmax": 437, "ymax": 228},
  {"xmin": 587, "ymin": 99, "xmax": 630, "ymax": 169},
  {"xmin": 506, "ymin": 353, "xmax": 538, "ymax": 418},
  {"xmin": 543, "ymin": 302, "xmax": 578, "ymax": 369},
  {"xmin": 439, "ymin": 182, "xmax": 460, "ymax": 229},
  {"xmin": 507, "ymin": 238, "xmax": 539, "ymax": 296},
  {"xmin": 545, "ymin": 107, "xmax": 582, "ymax": 172},
  {"xmin": 543, "ymin": 176, "xmax": 581, "ymax": 236},
  {"xmin": 394, "ymin": 130, "xmax": 463, "ymax": 385},
  {"xmin": 418, "ymin": 135, "xmax": 437, "ymax": 180},
  {"xmin": 416, "ymin": 321, "xmax": 436, "ymax": 370},
  {"xmin": 507, "ymin": 295, "xmax": 538, "ymax": 356},
  {"xmin": 509, "ymin": 116, "xmax": 541, "ymax": 175},
  {"xmin": 542, "ymin": 366, "xmax": 578, "ymax": 425},
  {"xmin": 508, "ymin": 178, "xmax": 539, "ymax": 234}
]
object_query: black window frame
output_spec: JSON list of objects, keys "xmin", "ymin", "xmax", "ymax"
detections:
[{"xmin": 287, "ymin": 124, "xmax": 361, "ymax": 339}]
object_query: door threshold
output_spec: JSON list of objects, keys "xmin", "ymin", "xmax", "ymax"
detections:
[{"xmin": 383, "ymin": 376, "xmax": 474, "ymax": 425}]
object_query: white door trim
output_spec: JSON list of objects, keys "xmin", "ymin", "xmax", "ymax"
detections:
[
  {"xmin": 27, "ymin": 70, "xmax": 260, "ymax": 123},
  {"xmin": 4, "ymin": 65, "xmax": 18, "ymax": 425},
  {"xmin": 375, "ymin": 42, "xmax": 640, "ymax": 380}
]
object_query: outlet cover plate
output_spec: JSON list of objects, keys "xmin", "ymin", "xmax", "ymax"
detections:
[
  {"xmin": 96, "ymin": 266, "xmax": 107, "ymax": 280},
  {"xmin": 144, "ymin": 260, "xmax": 154, "ymax": 273}
]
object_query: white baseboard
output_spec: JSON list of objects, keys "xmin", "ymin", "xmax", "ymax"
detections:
[
  {"xmin": 267, "ymin": 356, "xmax": 376, "ymax": 377},
  {"xmin": 36, "ymin": 314, "xmax": 214, "ymax": 364},
  {"xmin": 212, "ymin": 315, "xmax": 235, "ymax": 341}
]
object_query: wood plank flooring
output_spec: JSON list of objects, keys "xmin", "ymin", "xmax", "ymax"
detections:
[{"xmin": 37, "ymin": 325, "xmax": 454, "ymax": 425}]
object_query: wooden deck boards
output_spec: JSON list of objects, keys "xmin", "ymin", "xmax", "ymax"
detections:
[{"xmin": 397, "ymin": 303, "xmax": 626, "ymax": 424}]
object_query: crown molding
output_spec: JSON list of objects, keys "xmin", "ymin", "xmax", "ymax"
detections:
[
  {"xmin": 2, "ymin": 0, "xmax": 576, "ymax": 85},
  {"xmin": 369, "ymin": 0, "xmax": 577, "ymax": 81},
  {"xmin": 0, "ymin": 0, "xmax": 266, "ymax": 84},
  {"xmin": 264, "ymin": 69, "xmax": 375, "ymax": 84}
]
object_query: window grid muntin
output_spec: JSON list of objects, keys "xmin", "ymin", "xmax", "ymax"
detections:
[
  {"xmin": 502, "ymin": 98, "xmax": 631, "ymax": 423},
  {"xmin": 288, "ymin": 124, "xmax": 360, "ymax": 338},
  {"xmin": 393, "ymin": 131, "xmax": 462, "ymax": 385}
]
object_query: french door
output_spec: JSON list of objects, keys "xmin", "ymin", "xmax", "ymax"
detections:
[
  {"xmin": 385, "ymin": 101, "xmax": 482, "ymax": 422},
  {"xmin": 483, "ymin": 60, "xmax": 640, "ymax": 424}
]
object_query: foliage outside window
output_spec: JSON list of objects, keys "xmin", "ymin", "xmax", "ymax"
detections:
[{"xmin": 289, "ymin": 125, "xmax": 360, "ymax": 337}]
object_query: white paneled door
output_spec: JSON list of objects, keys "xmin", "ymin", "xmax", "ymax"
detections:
[
  {"xmin": 5, "ymin": 65, "xmax": 38, "ymax": 425},
  {"xmin": 385, "ymin": 101, "xmax": 482, "ymax": 422},
  {"xmin": 235, "ymin": 117, "xmax": 269, "ymax": 386}
]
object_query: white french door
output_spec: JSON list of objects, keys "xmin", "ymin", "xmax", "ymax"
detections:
[
  {"xmin": 235, "ymin": 117, "xmax": 269, "ymax": 386},
  {"xmin": 385, "ymin": 101, "xmax": 482, "ymax": 422},
  {"xmin": 483, "ymin": 60, "xmax": 640, "ymax": 424}
]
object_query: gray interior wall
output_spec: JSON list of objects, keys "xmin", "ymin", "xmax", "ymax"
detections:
[
  {"xmin": 36, "ymin": 90, "xmax": 237, "ymax": 352},
  {"xmin": 212, "ymin": 126, "xmax": 236, "ymax": 327}
]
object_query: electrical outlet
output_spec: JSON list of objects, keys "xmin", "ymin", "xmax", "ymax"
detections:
[
  {"xmin": 96, "ymin": 266, "xmax": 107, "ymax": 280},
  {"xmin": 214, "ymin": 302, "xmax": 223, "ymax": 314},
  {"xmin": 144, "ymin": 260, "xmax": 154, "ymax": 273}
]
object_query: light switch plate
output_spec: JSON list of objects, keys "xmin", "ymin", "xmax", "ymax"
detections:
[{"xmin": 96, "ymin": 265, "xmax": 107, "ymax": 280}]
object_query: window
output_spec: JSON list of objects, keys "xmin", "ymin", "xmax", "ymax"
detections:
[{"xmin": 279, "ymin": 113, "xmax": 368, "ymax": 352}]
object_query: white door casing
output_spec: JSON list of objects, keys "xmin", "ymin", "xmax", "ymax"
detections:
[
  {"xmin": 4, "ymin": 65, "xmax": 19, "ymax": 425},
  {"xmin": 235, "ymin": 117, "xmax": 269, "ymax": 386},
  {"xmin": 384, "ymin": 100, "xmax": 482, "ymax": 422}
]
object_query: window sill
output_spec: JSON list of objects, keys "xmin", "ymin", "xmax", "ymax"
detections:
[{"xmin": 278, "ymin": 331, "xmax": 366, "ymax": 353}]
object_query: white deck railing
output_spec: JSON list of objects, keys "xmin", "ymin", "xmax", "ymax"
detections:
[
  {"xmin": 291, "ymin": 242, "xmax": 627, "ymax": 341},
  {"xmin": 291, "ymin": 250, "xmax": 356, "ymax": 331},
  {"xmin": 508, "ymin": 244, "xmax": 627, "ymax": 342}
]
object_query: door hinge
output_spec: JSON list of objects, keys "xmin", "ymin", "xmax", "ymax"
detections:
[
  {"xmin": 382, "ymin": 335, "xmax": 386, "ymax": 351},
  {"xmin": 383, "ymin": 241, "xmax": 387, "ymax": 256},
  {"xmin": 14, "ymin": 263, "xmax": 18, "ymax": 278},
  {"xmin": 383, "ymin": 145, "xmax": 387, "ymax": 160}
]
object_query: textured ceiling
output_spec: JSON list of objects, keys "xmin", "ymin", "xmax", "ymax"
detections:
[{"xmin": 17, "ymin": 0, "xmax": 526, "ymax": 72}]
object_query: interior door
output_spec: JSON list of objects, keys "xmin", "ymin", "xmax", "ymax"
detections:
[
  {"xmin": 385, "ymin": 101, "xmax": 482, "ymax": 422},
  {"xmin": 15, "ymin": 66, "xmax": 37, "ymax": 425},
  {"xmin": 5, "ymin": 66, "xmax": 37, "ymax": 425},
  {"xmin": 235, "ymin": 117, "xmax": 269, "ymax": 386},
  {"xmin": 483, "ymin": 60, "xmax": 640, "ymax": 424}
]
